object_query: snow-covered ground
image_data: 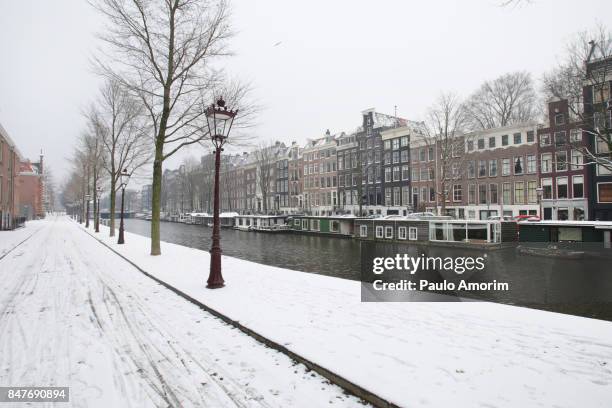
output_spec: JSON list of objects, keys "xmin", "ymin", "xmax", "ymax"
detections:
[
  {"xmin": 83, "ymin": 217, "xmax": 612, "ymax": 408},
  {"xmin": 0, "ymin": 217, "xmax": 366, "ymax": 407},
  {"xmin": 0, "ymin": 221, "xmax": 44, "ymax": 259}
]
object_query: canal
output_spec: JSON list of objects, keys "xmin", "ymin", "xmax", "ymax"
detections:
[{"xmin": 124, "ymin": 219, "xmax": 612, "ymax": 321}]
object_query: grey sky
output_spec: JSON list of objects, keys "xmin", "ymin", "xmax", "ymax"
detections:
[{"xmin": 1, "ymin": 0, "xmax": 610, "ymax": 186}]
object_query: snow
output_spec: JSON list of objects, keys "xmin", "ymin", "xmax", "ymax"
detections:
[
  {"xmin": 0, "ymin": 217, "xmax": 367, "ymax": 408},
  {"xmin": 0, "ymin": 222, "xmax": 44, "ymax": 258},
  {"xmin": 82, "ymin": 218, "xmax": 612, "ymax": 407}
]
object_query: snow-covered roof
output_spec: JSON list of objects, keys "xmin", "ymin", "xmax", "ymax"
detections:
[
  {"xmin": 220, "ymin": 212, "xmax": 240, "ymax": 218},
  {"xmin": 0, "ymin": 122, "xmax": 23, "ymax": 159},
  {"xmin": 519, "ymin": 220, "xmax": 612, "ymax": 229}
]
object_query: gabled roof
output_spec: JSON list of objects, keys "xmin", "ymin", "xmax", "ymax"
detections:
[{"xmin": 0, "ymin": 122, "xmax": 23, "ymax": 159}]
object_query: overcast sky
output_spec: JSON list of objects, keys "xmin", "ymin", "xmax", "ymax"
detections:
[{"xmin": 0, "ymin": 0, "xmax": 610, "ymax": 186}]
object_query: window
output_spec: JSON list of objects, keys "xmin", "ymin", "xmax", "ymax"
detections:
[
  {"xmin": 477, "ymin": 139, "xmax": 485, "ymax": 149},
  {"xmin": 393, "ymin": 166, "xmax": 400, "ymax": 181},
  {"xmin": 526, "ymin": 155, "xmax": 536, "ymax": 174},
  {"xmin": 540, "ymin": 133, "xmax": 551, "ymax": 146},
  {"xmin": 385, "ymin": 226, "xmax": 393, "ymax": 239},
  {"xmin": 311, "ymin": 219, "xmax": 320, "ymax": 231},
  {"xmin": 488, "ymin": 137, "xmax": 496, "ymax": 148},
  {"xmin": 400, "ymin": 165, "xmax": 409, "ymax": 180},
  {"xmin": 502, "ymin": 159, "xmax": 510, "ymax": 176},
  {"xmin": 392, "ymin": 151, "xmax": 400, "ymax": 163},
  {"xmin": 573, "ymin": 176, "xmax": 584, "ymax": 198},
  {"xmin": 420, "ymin": 167, "xmax": 428, "ymax": 181},
  {"xmin": 375, "ymin": 226, "xmax": 384, "ymax": 238},
  {"xmin": 556, "ymin": 151, "xmax": 568, "ymax": 171},
  {"xmin": 384, "ymin": 140, "xmax": 391, "ymax": 150},
  {"xmin": 514, "ymin": 182, "xmax": 525, "ymax": 204},
  {"xmin": 598, "ymin": 183, "xmax": 612, "ymax": 203},
  {"xmin": 478, "ymin": 160, "xmax": 487, "ymax": 177},
  {"xmin": 468, "ymin": 161, "xmax": 475, "ymax": 178},
  {"xmin": 490, "ymin": 184, "xmax": 498, "ymax": 204},
  {"xmin": 479, "ymin": 184, "xmax": 487, "ymax": 204},
  {"xmin": 513, "ymin": 133, "xmax": 522, "ymax": 144},
  {"xmin": 570, "ymin": 129, "xmax": 581, "ymax": 142},
  {"xmin": 555, "ymin": 131, "xmax": 567, "ymax": 147},
  {"xmin": 401, "ymin": 136, "xmax": 408, "ymax": 147},
  {"xmin": 467, "ymin": 140, "xmax": 474, "ymax": 151},
  {"xmin": 489, "ymin": 160, "xmax": 497, "ymax": 177},
  {"xmin": 385, "ymin": 189, "xmax": 392, "ymax": 206},
  {"xmin": 593, "ymin": 82, "xmax": 611, "ymax": 104},
  {"xmin": 468, "ymin": 184, "xmax": 476, "ymax": 204},
  {"xmin": 429, "ymin": 187, "xmax": 436, "ymax": 202},
  {"xmin": 514, "ymin": 157, "xmax": 524, "ymax": 175},
  {"xmin": 542, "ymin": 178, "xmax": 552, "ymax": 199},
  {"xmin": 526, "ymin": 130, "xmax": 535, "ymax": 143},
  {"xmin": 408, "ymin": 227, "xmax": 418, "ymax": 241},
  {"xmin": 392, "ymin": 139, "xmax": 400, "ymax": 150},
  {"xmin": 502, "ymin": 183, "xmax": 512, "ymax": 204},
  {"xmin": 393, "ymin": 187, "xmax": 401, "ymax": 205},
  {"xmin": 401, "ymin": 150, "xmax": 408, "ymax": 162},
  {"xmin": 398, "ymin": 227, "xmax": 407, "ymax": 240},
  {"xmin": 384, "ymin": 167, "xmax": 392, "ymax": 182},
  {"xmin": 527, "ymin": 181, "xmax": 537, "ymax": 203},
  {"xmin": 402, "ymin": 186, "xmax": 410, "ymax": 205},
  {"xmin": 571, "ymin": 150, "xmax": 583, "ymax": 170},
  {"xmin": 540, "ymin": 153, "xmax": 552, "ymax": 173},
  {"xmin": 453, "ymin": 184, "xmax": 462, "ymax": 202},
  {"xmin": 419, "ymin": 148, "xmax": 426, "ymax": 162},
  {"xmin": 555, "ymin": 113, "xmax": 565, "ymax": 125},
  {"xmin": 557, "ymin": 177, "xmax": 568, "ymax": 199},
  {"xmin": 302, "ymin": 219, "xmax": 308, "ymax": 229},
  {"xmin": 502, "ymin": 135, "xmax": 509, "ymax": 146},
  {"xmin": 294, "ymin": 219, "xmax": 301, "ymax": 226},
  {"xmin": 330, "ymin": 220, "xmax": 340, "ymax": 233},
  {"xmin": 428, "ymin": 147, "xmax": 434, "ymax": 161}
]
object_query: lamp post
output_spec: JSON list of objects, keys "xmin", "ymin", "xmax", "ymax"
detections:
[
  {"xmin": 205, "ymin": 96, "xmax": 237, "ymax": 289},
  {"xmin": 95, "ymin": 186, "xmax": 102, "ymax": 233},
  {"xmin": 85, "ymin": 194, "xmax": 91, "ymax": 228},
  {"xmin": 118, "ymin": 169, "xmax": 130, "ymax": 244},
  {"xmin": 536, "ymin": 187, "xmax": 543, "ymax": 220}
]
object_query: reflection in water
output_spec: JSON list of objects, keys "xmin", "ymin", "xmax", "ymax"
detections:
[
  {"xmin": 125, "ymin": 219, "xmax": 361, "ymax": 279},
  {"xmin": 125, "ymin": 219, "xmax": 612, "ymax": 321}
]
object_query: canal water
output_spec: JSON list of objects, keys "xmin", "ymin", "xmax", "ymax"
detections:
[{"xmin": 124, "ymin": 219, "xmax": 612, "ymax": 321}]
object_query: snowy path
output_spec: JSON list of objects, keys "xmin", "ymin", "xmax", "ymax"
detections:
[{"xmin": 0, "ymin": 217, "xmax": 365, "ymax": 408}]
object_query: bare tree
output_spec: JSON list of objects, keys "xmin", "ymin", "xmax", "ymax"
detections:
[
  {"xmin": 91, "ymin": 0, "xmax": 255, "ymax": 255},
  {"xmin": 542, "ymin": 25, "xmax": 612, "ymax": 172},
  {"xmin": 465, "ymin": 71, "xmax": 538, "ymax": 130},
  {"xmin": 92, "ymin": 78, "xmax": 151, "ymax": 237},
  {"xmin": 420, "ymin": 92, "xmax": 469, "ymax": 214},
  {"xmin": 254, "ymin": 142, "xmax": 276, "ymax": 214}
]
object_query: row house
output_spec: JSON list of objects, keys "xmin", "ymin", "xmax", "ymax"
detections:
[
  {"xmin": 584, "ymin": 55, "xmax": 612, "ymax": 221},
  {"xmin": 337, "ymin": 109, "xmax": 408, "ymax": 216},
  {"xmin": 302, "ymin": 130, "xmax": 338, "ymax": 215},
  {"xmin": 537, "ymin": 99, "xmax": 588, "ymax": 221},
  {"xmin": 0, "ymin": 123, "xmax": 21, "ymax": 229},
  {"xmin": 287, "ymin": 142, "xmax": 303, "ymax": 211}
]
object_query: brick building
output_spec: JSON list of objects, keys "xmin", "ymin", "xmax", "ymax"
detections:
[
  {"xmin": 537, "ymin": 99, "xmax": 588, "ymax": 220},
  {"xmin": 0, "ymin": 123, "xmax": 21, "ymax": 229}
]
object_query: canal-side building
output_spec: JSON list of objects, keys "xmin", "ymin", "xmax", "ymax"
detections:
[
  {"xmin": 537, "ymin": 99, "xmax": 588, "ymax": 220},
  {"xmin": 380, "ymin": 124, "xmax": 421, "ymax": 215},
  {"xmin": 302, "ymin": 130, "xmax": 338, "ymax": 216},
  {"xmin": 583, "ymin": 55, "xmax": 612, "ymax": 221},
  {"xmin": 336, "ymin": 131, "xmax": 359, "ymax": 213},
  {"xmin": 460, "ymin": 122, "xmax": 540, "ymax": 220},
  {"xmin": 287, "ymin": 142, "xmax": 304, "ymax": 212}
]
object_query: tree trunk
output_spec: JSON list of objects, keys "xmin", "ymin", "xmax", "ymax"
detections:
[
  {"xmin": 109, "ymin": 176, "xmax": 116, "ymax": 236},
  {"xmin": 150, "ymin": 144, "xmax": 164, "ymax": 255}
]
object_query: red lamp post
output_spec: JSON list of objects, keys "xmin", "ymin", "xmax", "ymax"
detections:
[
  {"xmin": 205, "ymin": 97, "xmax": 238, "ymax": 289},
  {"xmin": 118, "ymin": 168, "xmax": 131, "ymax": 244}
]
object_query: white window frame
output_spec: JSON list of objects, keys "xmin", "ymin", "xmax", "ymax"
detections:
[
  {"xmin": 384, "ymin": 226, "xmax": 393, "ymax": 239},
  {"xmin": 597, "ymin": 182, "xmax": 612, "ymax": 204},
  {"xmin": 360, "ymin": 224, "xmax": 368, "ymax": 238},
  {"xmin": 375, "ymin": 225, "xmax": 384, "ymax": 238},
  {"xmin": 398, "ymin": 226, "xmax": 407, "ymax": 240},
  {"xmin": 408, "ymin": 227, "xmax": 418, "ymax": 241}
]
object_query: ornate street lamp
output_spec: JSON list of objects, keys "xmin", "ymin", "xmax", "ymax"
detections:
[
  {"xmin": 118, "ymin": 169, "xmax": 131, "ymax": 244},
  {"xmin": 85, "ymin": 193, "xmax": 91, "ymax": 228},
  {"xmin": 95, "ymin": 186, "xmax": 103, "ymax": 233},
  {"xmin": 205, "ymin": 96, "xmax": 238, "ymax": 289}
]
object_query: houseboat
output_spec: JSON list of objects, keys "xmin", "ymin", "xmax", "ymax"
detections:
[
  {"xmin": 234, "ymin": 215, "xmax": 289, "ymax": 232},
  {"xmin": 517, "ymin": 220, "xmax": 612, "ymax": 257},
  {"xmin": 354, "ymin": 216, "xmax": 518, "ymax": 248},
  {"xmin": 288, "ymin": 215, "xmax": 355, "ymax": 237}
]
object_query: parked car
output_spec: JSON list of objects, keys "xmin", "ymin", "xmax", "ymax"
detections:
[{"xmin": 515, "ymin": 215, "xmax": 540, "ymax": 222}]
